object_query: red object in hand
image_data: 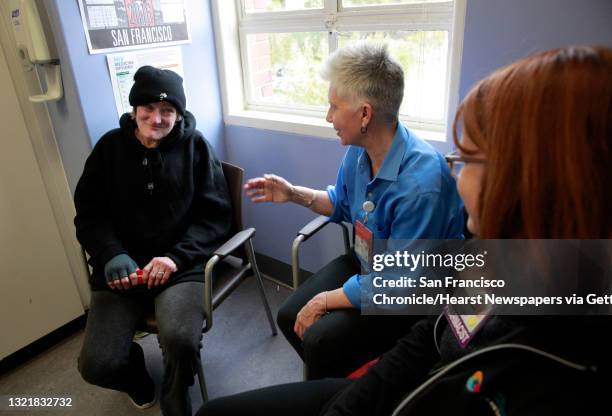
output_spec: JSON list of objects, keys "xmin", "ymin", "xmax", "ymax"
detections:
[{"xmin": 136, "ymin": 269, "xmax": 144, "ymax": 284}]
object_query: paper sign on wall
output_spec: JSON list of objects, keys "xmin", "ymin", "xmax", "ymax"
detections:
[
  {"xmin": 106, "ymin": 46, "xmax": 184, "ymax": 117},
  {"xmin": 78, "ymin": 0, "xmax": 191, "ymax": 54}
]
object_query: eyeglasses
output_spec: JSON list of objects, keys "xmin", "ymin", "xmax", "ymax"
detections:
[{"xmin": 445, "ymin": 151, "xmax": 486, "ymax": 176}]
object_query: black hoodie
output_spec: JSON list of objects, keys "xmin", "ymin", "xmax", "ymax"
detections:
[{"xmin": 74, "ymin": 111, "xmax": 232, "ymax": 292}]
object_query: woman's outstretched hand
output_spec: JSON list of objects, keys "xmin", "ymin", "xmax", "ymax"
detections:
[{"xmin": 244, "ymin": 174, "xmax": 293, "ymax": 204}]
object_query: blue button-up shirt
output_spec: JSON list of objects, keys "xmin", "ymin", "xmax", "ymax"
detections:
[{"xmin": 326, "ymin": 124, "xmax": 464, "ymax": 308}]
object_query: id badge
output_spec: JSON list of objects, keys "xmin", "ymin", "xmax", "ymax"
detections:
[
  {"xmin": 354, "ymin": 220, "xmax": 373, "ymax": 265},
  {"xmin": 444, "ymin": 306, "xmax": 490, "ymax": 348}
]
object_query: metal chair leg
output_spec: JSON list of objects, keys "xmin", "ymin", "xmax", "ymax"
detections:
[
  {"xmin": 245, "ymin": 238, "xmax": 278, "ymax": 336},
  {"xmin": 195, "ymin": 353, "xmax": 208, "ymax": 402}
]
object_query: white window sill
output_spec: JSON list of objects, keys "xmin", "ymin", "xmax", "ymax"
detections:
[
  {"xmin": 224, "ymin": 110, "xmax": 449, "ymax": 150},
  {"xmin": 225, "ymin": 109, "xmax": 337, "ymax": 140}
]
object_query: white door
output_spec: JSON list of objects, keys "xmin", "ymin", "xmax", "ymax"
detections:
[{"xmin": 0, "ymin": 12, "xmax": 85, "ymax": 359}]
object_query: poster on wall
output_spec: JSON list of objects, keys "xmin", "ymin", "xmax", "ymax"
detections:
[
  {"xmin": 106, "ymin": 46, "xmax": 185, "ymax": 117},
  {"xmin": 78, "ymin": 0, "xmax": 191, "ymax": 54}
]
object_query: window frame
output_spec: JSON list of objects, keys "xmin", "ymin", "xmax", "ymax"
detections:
[{"xmin": 211, "ymin": 0, "xmax": 466, "ymax": 150}]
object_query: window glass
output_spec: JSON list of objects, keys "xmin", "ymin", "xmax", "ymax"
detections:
[
  {"xmin": 343, "ymin": 0, "xmax": 449, "ymax": 6},
  {"xmin": 225, "ymin": 0, "xmax": 459, "ymax": 136},
  {"xmin": 244, "ymin": 0, "xmax": 324, "ymax": 13},
  {"xmin": 338, "ymin": 30, "xmax": 449, "ymax": 122},
  {"xmin": 246, "ymin": 32, "xmax": 329, "ymax": 107}
]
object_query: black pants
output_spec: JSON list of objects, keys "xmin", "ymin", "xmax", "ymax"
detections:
[
  {"xmin": 277, "ymin": 253, "xmax": 420, "ymax": 379},
  {"xmin": 197, "ymin": 378, "xmax": 352, "ymax": 416},
  {"xmin": 78, "ymin": 282, "xmax": 204, "ymax": 416}
]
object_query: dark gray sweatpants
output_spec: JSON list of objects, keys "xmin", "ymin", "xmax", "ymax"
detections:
[{"xmin": 78, "ymin": 282, "xmax": 204, "ymax": 416}]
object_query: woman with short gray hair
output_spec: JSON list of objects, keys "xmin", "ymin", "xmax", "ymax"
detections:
[
  {"xmin": 320, "ymin": 42, "xmax": 405, "ymax": 124},
  {"xmin": 244, "ymin": 43, "xmax": 464, "ymax": 380}
]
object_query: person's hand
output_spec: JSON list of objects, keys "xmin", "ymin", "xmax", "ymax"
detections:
[
  {"xmin": 294, "ymin": 292, "xmax": 327, "ymax": 340},
  {"xmin": 142, "ymin": 257, "xmax": 177, "ymax": 289},
  {"xmin": 104, "ymin": 254, "xmax": 138, "ymax": 290},
  {"xmin": 244, "ymin": 174, "xmax": 293, "ymax": 204}
]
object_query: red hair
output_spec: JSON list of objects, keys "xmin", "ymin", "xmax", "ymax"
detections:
[{"xmin": 453, "ymin": 46, "xmax": 612, "ymax": 238}]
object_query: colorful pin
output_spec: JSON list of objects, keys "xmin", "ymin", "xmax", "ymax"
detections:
[{"xmin": 466, "ymin": 370, "xmax": 483, "ymax": 393}]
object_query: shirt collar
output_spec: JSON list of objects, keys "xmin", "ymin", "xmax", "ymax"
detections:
[{"xmin": 375, "ymin": 123, "xmax": 410, "ymax": 182}]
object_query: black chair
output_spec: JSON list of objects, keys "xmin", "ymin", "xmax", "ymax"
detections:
[
  {"xmin": 290, "ymin": 216, "xmax": 352, "ymax": 380},
  {"xmin": 291, "ymin": 216, "xmax": 352, "ymax": 290},
  {"xmin": 137, "ymin": 161, "xmax": 278, "ymax": 402}
]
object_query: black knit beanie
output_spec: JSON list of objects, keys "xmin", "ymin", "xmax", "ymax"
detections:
[{"xmin": 128, "ymin": 66, "xmax": 186, "ymax": 115}]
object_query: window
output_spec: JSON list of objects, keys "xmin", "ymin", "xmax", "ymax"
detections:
[{"xmin": 212, "ymin": 0, "xmax": 466, "ymax": 144}]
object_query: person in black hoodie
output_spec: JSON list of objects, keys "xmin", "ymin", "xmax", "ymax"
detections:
[
  {"xmin": 75, "ymin": 66, "xmax": 231, "ymax": 416},
  {"xmin": 196, "ymin": 46, "xmax": 612, "ymax": 416}
]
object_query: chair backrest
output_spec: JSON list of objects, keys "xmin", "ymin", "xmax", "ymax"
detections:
[
  {"xmin": 221, "ymin": 161, "xmax": 244, "ymax": 234},
  {"xmin": 221, "ymin": 161, "xmax": 249, "ymax": 262}
]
